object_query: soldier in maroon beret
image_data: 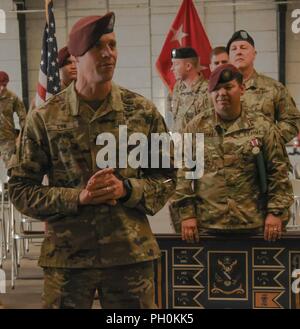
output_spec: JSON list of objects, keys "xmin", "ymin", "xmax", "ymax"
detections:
[
  {"xmin": 0, "ymin": 71, "xmax": 9, "ymax": 88},
  {"xmin": 0, "ymin": 70, "xmax": 26, "ymax": 168},
  {"xmin": 58, "ymin": 46, "xmax": 77, "ymax": 89},
  {"xmin": 207, "ymin": 63, "xmax": 244, "ymax": 120},
  {"xmin": 208, "ymin": 63, "xmax": 243, "ymax": 93},
  {"xmin": 9, "ymin": 12, "xmax": 176, "ymax": 309}
]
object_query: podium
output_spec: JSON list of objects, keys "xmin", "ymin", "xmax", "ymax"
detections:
[{"xmin": 154, "ymin": 232, "xmax": 300, "ymax": 309}]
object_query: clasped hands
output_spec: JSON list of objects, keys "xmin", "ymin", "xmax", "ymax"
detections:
[{"xmin": 79, "ymin": 168, "xmax": 126, "ymax": 206}]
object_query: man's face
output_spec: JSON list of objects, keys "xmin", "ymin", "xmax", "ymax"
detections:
[
  {"xmin": 171, "ymin": 59, "xmax": 188, "ymax": 81},
  {"xmin": 211, "ymin": 79, "xmax": 245, "ymax": 119},
  {"xmin": 60, "ymin": 55, "xmax": 77, "ymax": 84},
  {"xmin": 210, "ymin": 52, "xmax": 229, "ymax": 71},
  {"xmin": 76, "ymin": 32, "xmax": 117, "ymax": 83},
  {"xmin": 229, "ymin": 40, "xmax": 256, "ymax": 70}
]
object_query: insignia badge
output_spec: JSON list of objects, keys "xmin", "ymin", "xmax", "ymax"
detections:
[
  {"xmin": 108, "ymin": 15, "xmax": 115, "ymax": 30},
  {"xmin": 221, "ymin": 69, "xmax": 232, "ymax": 81},
  {"xmin": 210, "ymin": 255, "xmax": 246, "ymax": 297},
  {"xmin": 240, "ymin": 31, "xmax": 248, "ymax": 39}
]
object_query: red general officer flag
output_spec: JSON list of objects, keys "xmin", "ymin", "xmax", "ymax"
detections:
[{"xmin": 156, "ymin": 0, "xmax": 212, "ymax": 92}]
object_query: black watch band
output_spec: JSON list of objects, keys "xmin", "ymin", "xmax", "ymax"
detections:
[
  {"xmin": 270, "ymin": 210, "xmax": 283, "ymax": 216},
  {"xmin": 119, "ymin": 179, "xmax": 132, "ymax": 203}
]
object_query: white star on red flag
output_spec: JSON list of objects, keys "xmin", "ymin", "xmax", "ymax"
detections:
[{"xmin": 171, "ymin": 25, "xmax": 189, "ymax": 46}]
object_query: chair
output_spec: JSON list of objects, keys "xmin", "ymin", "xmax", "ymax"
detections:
[
  {"xmin": 10, "ymin": 204, "xmax": 46, "ymax": 289},
  {"xmin": 0, "ymin": 158, "xmax": 10, "ymax": 268}
]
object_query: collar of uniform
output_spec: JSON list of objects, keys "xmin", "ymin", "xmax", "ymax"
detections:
[
  {"xmin": 214, "ymin": 103, "xmax": 254, "ymax": 134},
  {"xmin": 179, "ymin": 73, "xmax": 205, "ymax": 93},
  {"xmin": 244, "ymin": 70, "xmax": 259, "ymax": 90},
  {"xmin": 66, "ymin": 81, "xmax": 124, "ymax": 116},
  {"xmin": 0, "ymin": 88, "xmax": 10, "ymax": 100},
  {"xmin": 194, "ymin": 73, "xmax": 207, "ymax": 93}
]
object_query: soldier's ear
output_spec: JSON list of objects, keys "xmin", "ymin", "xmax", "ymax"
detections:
[
  {"xmin": 185, "ymin": 62, "xmax": 192, "ymax": 71},
  {"xmin": 240, "ymin": 83, "xmax": 246, "ymax": 96}
]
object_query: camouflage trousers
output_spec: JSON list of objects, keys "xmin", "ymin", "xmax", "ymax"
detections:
[{"xmin": 42, "ymin": 261, "xmax": 157, "ymax": 309}]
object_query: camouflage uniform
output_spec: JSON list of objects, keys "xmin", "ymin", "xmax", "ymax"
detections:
[
  {"xmin": 243, "ymin": 70, "xmax": 300, "ymax": 144},
  {"xmin": 169, "ymin": 75, "xmax": 210, "ymax": 231},
  {"xmin": 0, "ymin": 89, "xmax": 26, "ymax": 168},
  {"xmin": 171, "ymin": 74, "xmax": 210, "ymax": 133},
  {"xmin": 43, "ymin": 261, "xmax": 156, "ymax": 309},
  {"xmin": 174, "ymin": 104, "xmax": 294, "ymax": 231},
  {"xmin": 8, "ymin": 82, "xmax": 176, "ymax": 308}
]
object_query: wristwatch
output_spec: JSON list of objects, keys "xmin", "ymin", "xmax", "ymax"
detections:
[{"xmin": 119, "ymin": 179, "xmax": 132, "ymax": 203}]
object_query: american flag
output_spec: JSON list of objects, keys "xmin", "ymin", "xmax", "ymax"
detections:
[{"xmin": 35, "ymin": 0, "xmax": 60, "ymax": 107}]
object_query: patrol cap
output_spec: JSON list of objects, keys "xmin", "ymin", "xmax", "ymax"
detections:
[
  {"xmin": 171, "ymin": 47, "xmax": 198, "ymax": 59},
  {"xmin": 226, "ymin": 30, "xmax": 255, "ymax": 52},
  {"xmin": 208, "ymin": 64, "xmax": 243, "ymax": 92},
  {"xmin": 0, "ymin": 71, "xmax": 9, "ymax": 86},
  {"xmin": 68, "ymin": 12, "xmax": 115, "ymax": 57},
  {"xmin": 58, "ymin": 46, "xmax": 71, "ymax": 68}
]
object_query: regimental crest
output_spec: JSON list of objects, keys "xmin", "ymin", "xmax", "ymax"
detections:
[{"xmin": 209, "ymin": 252, "xmax": 247, "ymax": 300}]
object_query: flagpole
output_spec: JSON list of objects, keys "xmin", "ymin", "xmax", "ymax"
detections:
[{"xmin": 45, "ymin": 0, "xmax": 51, "ymax": 25}]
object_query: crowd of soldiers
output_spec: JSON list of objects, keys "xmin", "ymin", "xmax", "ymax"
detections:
[
  {"xmin": 0, "ymin": 11, "xmax": 299, "ymax": 309},
  {"xmin": 169, "ymin": 30, "xmax": 299, "ymax": 243}
]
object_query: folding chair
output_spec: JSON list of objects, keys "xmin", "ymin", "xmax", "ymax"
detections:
[
  {"xmin": 0, "ymin": 159, "xmax": 9, "ymax": 268},
  {"xmin": 10, "ymin": 204, "xmax": 46, "ymax": 289}
]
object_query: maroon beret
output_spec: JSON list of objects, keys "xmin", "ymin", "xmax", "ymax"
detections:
[
  {"xmin": 68, "ymin": 12, "xmax": 115, "ymax": 57},
  {"xmin": 208, "ymin": 64, "xmax": 243, "ymax": 92},
  {"xmin": 58, "ymin": 46, "xmax": 71, "ymax": 68},
  {"xmin": 0, "ymin": 71, "xmax": 9, "ymax": 86}
]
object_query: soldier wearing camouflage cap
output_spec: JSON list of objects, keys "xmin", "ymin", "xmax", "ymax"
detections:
[
  {"xmin": 227, "ymin": 30, "xmax": 300, "ymax": 144},
  {"xmin": 173, "ymin": 64, "xmax": 293, "ymax": 243},
  {"xmin": 8, "ymin": 12, "xmax": 176, "ymax": 309},
  {"xmin": 0, "ymin": 71, "xmax": 26, "ymax": 169}
]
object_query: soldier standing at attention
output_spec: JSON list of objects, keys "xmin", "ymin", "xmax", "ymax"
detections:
[
  {"xmin": 174, "ymin": 64, "xmax": 293, "ymax": 243},
  {"xmin": 227, "ymin": 30, "xmax": 300, "ymax": 144},
  {"xmin": 58, "ymin": 46, "xmax": 77, "ymax": 90},
  {"xmin": 8, "ymin": 12, "xmax": 176, "ymax": 309},
  {"xmin": 169, "ymin": 48, "xmax": 210, "ymax": 232},
  {"xmin": 170, "ymin": 47, "xmax": 210, "ymax": 133},
  {"xmin": 0, "ymin": 71, "xmax": 26, "ymax": 168}
]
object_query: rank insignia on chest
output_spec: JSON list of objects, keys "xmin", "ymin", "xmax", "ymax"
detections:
[{"xmin": 250, "ymin": 138, "xmax": 260, "ymax": 155}]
